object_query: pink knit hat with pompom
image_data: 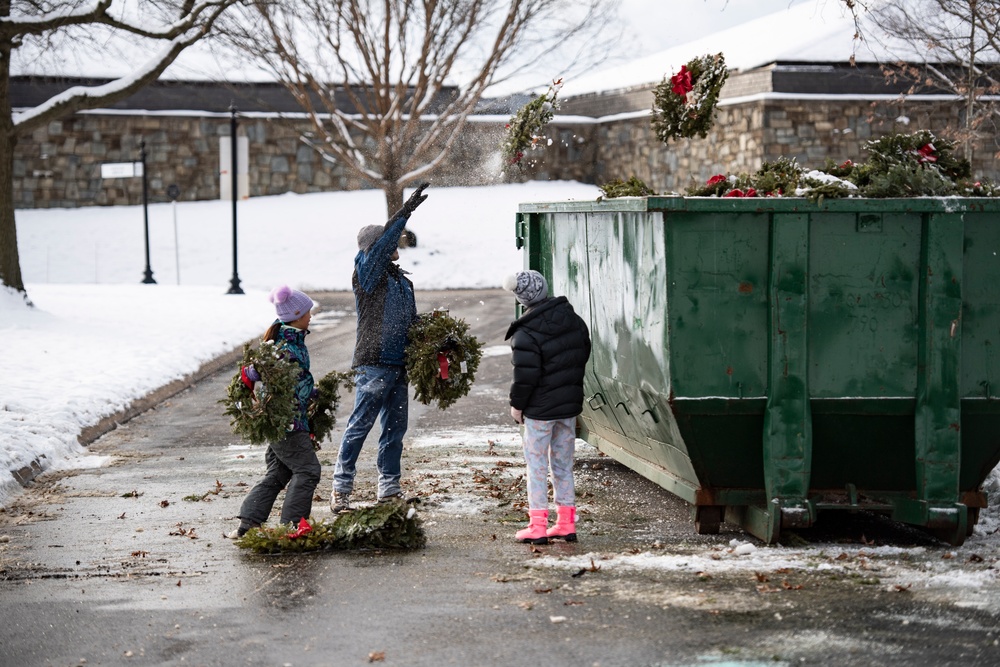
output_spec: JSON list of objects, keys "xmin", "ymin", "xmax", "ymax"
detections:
[{"xmin": 269, "ymin": 285, "xmax": 314, "ymax": 323}]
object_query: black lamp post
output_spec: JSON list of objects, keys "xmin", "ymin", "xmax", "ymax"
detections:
[
  {"xmin": 140, "ymin": 140, "xmax": 156, "ymax": 284},
  {"xmin": 227, "ymin": 104, "xmax": 244, "ymax": 295}
]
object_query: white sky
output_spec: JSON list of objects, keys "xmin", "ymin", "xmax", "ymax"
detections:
[{"xmin": 616, "ymin": 0, "xmax": 812, "ymax": 56}]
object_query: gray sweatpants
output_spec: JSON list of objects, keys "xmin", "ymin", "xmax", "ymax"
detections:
[{"xmin": 238, "ymin": 430, "xmax": 321, "ymax": 527}]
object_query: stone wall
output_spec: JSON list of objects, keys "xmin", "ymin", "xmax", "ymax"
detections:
[
  {"xmin": 13, "ymin": 94, "xmax": 999, "ymax": 209},
  {"xmin": 536, "ymin": 97, "xmax": 1000, "ymax": 194},
  {"xmin": 12, "ymin": 113, "xmax": 515, "ymax": 209}
]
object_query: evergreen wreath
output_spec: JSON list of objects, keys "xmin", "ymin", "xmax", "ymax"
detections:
[
  {"xmin": 221, "ymin": 343, "xmax": 352, "ymax": 445},
  {"xmin": 221, "ymin": 342, "xmax": 300, "ymax": 445},
  {"xmin": 405, "ymin": 311, "xmax": 483, "ymax": 410},
  {"xmin": 235, "ymin": 502, "xmax": 426, "ymax": 554},
  {"xmin": 308, "ymin": 370, "xmax": 355, "ymax": 444},
  {"xmin": 501, "ymin": 78, "xmax": 563, "ymax": 167},
  {"xmin": 651, "ymin": 53, "xmax": 729, "ymax": 142}
]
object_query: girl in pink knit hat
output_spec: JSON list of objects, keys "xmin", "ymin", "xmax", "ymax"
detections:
[{"xmin": 228, "ymin": 286, "xmax": 320, "ymax": 539}]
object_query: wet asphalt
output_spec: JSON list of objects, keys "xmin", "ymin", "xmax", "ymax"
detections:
[{"xmin": 1, "ymin": 289, "xmax": 999, "ymax": 667}]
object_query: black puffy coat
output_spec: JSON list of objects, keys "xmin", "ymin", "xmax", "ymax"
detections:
[{"xmin": 505, "ymin": 296, "xmax": 591, "ymax": 421}]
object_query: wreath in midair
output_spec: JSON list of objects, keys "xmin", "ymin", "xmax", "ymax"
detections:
[{"xmin": 651, "ymin": 53, "xmax": 729, "ymax": 142}]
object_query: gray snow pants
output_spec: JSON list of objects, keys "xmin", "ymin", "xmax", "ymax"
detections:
[{"xmin": 238, "ymin": 430, "xmax": 321, "ymax": 528}]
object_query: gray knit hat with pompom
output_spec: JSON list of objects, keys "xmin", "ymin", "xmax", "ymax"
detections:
[{"xmin": 503, "ymin": 270, "xmax": 548, "ymax": 307}]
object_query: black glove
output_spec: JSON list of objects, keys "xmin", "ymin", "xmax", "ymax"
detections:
[{"xmin": 397, "ymin": 182, "xmax": 430, "ymax": 219}]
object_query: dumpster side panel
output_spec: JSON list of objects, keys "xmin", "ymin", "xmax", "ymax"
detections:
[
  {"xmin": 806, "ymin": 211, "xmax": 921, "ymax": 492},
  {"xmin": 666, "ymin": 212, "xmax": 769, "ymax": 399},
  {"xmin": 959, "ymin": 210, "xmax": 1000, "ymax": 491},
  {"xmin": 583, "ymin": 211, "xmax": 698, "ymax": 483},
  {"xmin": 666, "ymin": 212, "xmax": 770, "ymax": 490},
  {"xmin": 807, "ymin": 212, "xmax": 920, "ymax": 398}
]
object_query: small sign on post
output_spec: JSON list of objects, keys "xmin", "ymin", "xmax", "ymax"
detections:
[
  {"xmin": 100, "ymin": 162, "xmax": 144, "ymax": 179},
  {"xmin": 102, "ymin": 148, "xmax": 153, "ymax": 283}
]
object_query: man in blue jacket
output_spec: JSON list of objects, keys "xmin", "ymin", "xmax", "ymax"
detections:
[{"xmin": 332, "ymin": 183, "xmax": 429, "ymax": 512}]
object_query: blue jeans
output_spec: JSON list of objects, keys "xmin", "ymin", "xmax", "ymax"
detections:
[{"xmin": 334, "ymin": 365, "xmax": 409, "ymax": 498}]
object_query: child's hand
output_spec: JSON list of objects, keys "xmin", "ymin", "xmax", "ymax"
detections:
[
  {"xmin": 510, "ymin": 407, "xmax": 523, "ymax": 424},
  {"xmin": 240, "ymin": 365, "xmax": 260, "ymax": 389}
]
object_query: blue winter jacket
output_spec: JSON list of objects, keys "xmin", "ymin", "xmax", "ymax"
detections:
[
  {"xmin": 272, "ymin": 322, "xmax": 315, "ymax": 433},
  {"xmin": 351, "ymin": 214, "xmax": 417, "ymax": 368}
]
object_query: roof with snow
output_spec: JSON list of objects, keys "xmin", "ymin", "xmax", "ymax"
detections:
[{"xmin": 560, "ymin": 0, "xmax": 979, "ymax": 98}]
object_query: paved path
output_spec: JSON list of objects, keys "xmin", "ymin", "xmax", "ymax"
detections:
[{"xmin": 1, "ymin": 290, "xmax": 998, "ymax": 667}]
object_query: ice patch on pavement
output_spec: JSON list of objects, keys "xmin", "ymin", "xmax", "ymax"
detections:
[
  {"xmin": 409, "ymin": 427, "xmax": 520, "ymax": 448},
  {"xmin": 49, "ymin": 451, "xmax": 116, "ymax": 471},
  {"xmin": 528, "ymin": 540, "xmax": 829, "ymax": 576},
  {"xmin": 428, "ymin": 496, "xmax": 492, "ymax": 516}
]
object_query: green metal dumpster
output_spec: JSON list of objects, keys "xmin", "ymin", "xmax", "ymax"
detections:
[{"xmin": 516, "ymin": 196, "xmax": 1000, "ymax": 545}]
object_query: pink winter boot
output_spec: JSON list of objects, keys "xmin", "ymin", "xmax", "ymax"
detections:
[
  {"xmin": 546, "ymin": 505, "xmax": 577, "ymax": 542},
  {"xmin": 515, "ymin": 509, "xmax": 549, "ymax": 545}
]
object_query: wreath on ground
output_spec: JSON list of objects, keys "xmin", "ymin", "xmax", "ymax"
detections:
[
  {"xmin": 500, "ymin": 78, "xmax": 563, "ymax": 167},
  {"xmin": 221, "ymin": 343, "xmax": 353, "ymax": 445},
  {"xmin": 235, "ymin": 502, "xmax": 425, "ymax": 554},
  {"xmin": 405, "ymin": 310, "xmax": 483, "ymax": 410},
  {"xmin": 651, "ymin": 53, "xmax": 729, "ymax": 143}
]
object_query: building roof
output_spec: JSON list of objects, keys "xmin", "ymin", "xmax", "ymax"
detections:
[{"xmin": 561, "ymin": 0, "xmax": 976, "ymax": 98}]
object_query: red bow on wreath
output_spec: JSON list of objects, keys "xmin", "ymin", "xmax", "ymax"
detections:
[
  {"xmin": 671, "ymin": 65, "xmax": 693, "ymax": 96},
  {"xmin": 286, "ymin": 517, "xmax": 313, "ymax": 539},
  {"xmin": 916, "ymin": 143, "xmax": 937, "ymax": 163}
]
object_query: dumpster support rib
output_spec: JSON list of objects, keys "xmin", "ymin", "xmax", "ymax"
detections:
[
  {"xmin": 895, "ymin": 212, "xmax": 968, "ymax": 544},
  {"xmin": 760, "ymin": 213, "xmax": 814, "ymax": 543}
]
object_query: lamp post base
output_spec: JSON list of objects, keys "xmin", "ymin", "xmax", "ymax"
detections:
[{"xmin": 227, "ymin": 276, "xmax": 244, "ymax": 295}]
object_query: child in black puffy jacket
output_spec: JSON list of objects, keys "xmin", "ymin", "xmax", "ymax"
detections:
[{"xmin": 504, "ymin": 270, "xmax": 591, "ymax": 545}]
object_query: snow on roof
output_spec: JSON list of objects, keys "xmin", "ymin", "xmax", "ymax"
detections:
[{"xmin": 561, "ymin": 0, "xmax": 934, "ymax": 97}]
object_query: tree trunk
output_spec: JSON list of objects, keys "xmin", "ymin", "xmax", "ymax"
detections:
[
  {"xmin": 385, "ymin": 181, "xmax": 404, "ymax": 220},
  {"xmin": 0, "ymin": 25, "xmax": 26, "ymax": 295},
  {"xmin": 0, "ymin": 131, "xmax": 22, "ymax": 293}
]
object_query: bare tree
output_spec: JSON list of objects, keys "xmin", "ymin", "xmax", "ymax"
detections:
[
  {"xmin": 217, "ymin": 0, "xmax": 620, "ymax": 220},
  {"xmin": 868, "ymin": 0, "xmax": 1000, "ymax": 160},
  {"xmin": 0, "ymin": 0, "xmax": 240, "ymax": 298}
]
